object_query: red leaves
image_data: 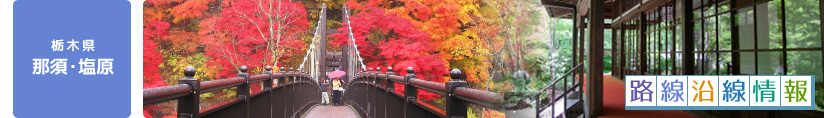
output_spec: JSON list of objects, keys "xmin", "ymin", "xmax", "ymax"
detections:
[
  {"xmin": 143, "ymin": 20, "xmax": 170, "ymax": 40},
  {"xmin": 198, "ymin": 0, "xmax": 309, "ymax": 78},
  {"xmin": 143, "ymin": 38, "xmax": 165, "ymax": 89},
  {"xmin": 143, "ymin": 20, "xmax": 168, "ymax": 89},
  {"xmin": 331, "ymin": 6, "xmax": 447, "ymax": 100},
  {"xmin": 170, "ymin": 0, "xmax": 215, "ymax": 23}
]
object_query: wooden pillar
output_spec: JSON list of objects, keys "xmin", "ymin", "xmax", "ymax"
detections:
[
  {"xmin": 587, "ymin": 0, "xmax": 604, "ymax": 116},
  {"xmin": 612, "ymin": 26, "xmax": 618, "ymax": 77},
  {"xmin": 320, "ymin": 5, "xmax": 328, "ymax": 79},
  {"xmin": 618, "ymin": 23, "xmax": 627, "ymax": 80},
  {"xmin": 640, "ymin": 12, "xmax": 647, "ymax": 74},
  {"xmin": 572, "ymin": 8, "xmax": 578, "ymax": 73},
  {"xmin": 680, "ymin": 0, "xmax": 695, "ymax": 75}
]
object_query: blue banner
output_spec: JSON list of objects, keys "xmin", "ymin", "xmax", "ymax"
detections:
[{"xmin": 13, "ymin": 0, "xmax": 131, "ymax": 117}]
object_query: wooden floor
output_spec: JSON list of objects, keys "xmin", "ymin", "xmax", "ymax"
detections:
[{"xmin": 303, "ymin": 105, "xmax": 359, "ymax": 118}]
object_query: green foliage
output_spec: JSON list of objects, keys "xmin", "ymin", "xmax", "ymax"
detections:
[
  {"xmin": 467, "ymin": 107, "xmax": 479, "ymax": 118},
  {"xmin": 433, "ymin": 97, "xmax": 446, "ymax": 104},
  {"xmin": 505, "ymin": 74, "xmax": 538, "ymax": 107},
  {"xmin": 159, "ymin": 52, "xmax": 214, "ymax": 85}
]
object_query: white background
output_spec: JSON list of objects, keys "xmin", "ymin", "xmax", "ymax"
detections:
[
  {"xmin": 0, "ymin": 0, "xmax": 13, "ymax": 117},
  {"xmin": 780, "ymin": 76, "xmax": 813, "ymax": 106},
  {"xmin": 656, "ymin": 76, "xmax": 688, "ymax": 106},
  {"xmin": 718, "ymin": 76, "xmax": 749, "ymax": 106},
  {"xmin": 625, "ymin": 76, "xmax": 657, "ymax": 106},
  {"xmin": 0, "ymin": 0, "xmax": 146, "ymax": 117},
  {"xmin": 687, "ymin": 76, "xmax": 719, "ymax": 106},
  {"xmin": 749, "ymin": 76, "xmax": 781, "ymax": 106}
]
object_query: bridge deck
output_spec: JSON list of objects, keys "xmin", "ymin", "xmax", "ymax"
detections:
[{"xmin": 303, "ymin": 105, "xmax": 359, "ymax": 118}]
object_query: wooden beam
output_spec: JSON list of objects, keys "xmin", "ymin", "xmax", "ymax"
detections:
[
  {"xmin": 611, "ymin": 0, "xmax": 673, "ymax": 27},
  {"xmin": 541, "ymin": 0, "xmax": 576, "ymax": 9},
  {"xmin": 577, "ymin": 23, "xmax": 616, "ymax": 29}
]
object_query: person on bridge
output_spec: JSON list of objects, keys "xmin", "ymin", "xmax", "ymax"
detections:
[
  {"xmin": 331, "ymin": 77, "xmax": 344, "ymax": 106},
  {"xmin": 328, "ymin": 69, "xmax": 347, "ymax": 106},
  {"xmin": 320, "ymin": 79, "xmax": 330, "ymax": 105}
]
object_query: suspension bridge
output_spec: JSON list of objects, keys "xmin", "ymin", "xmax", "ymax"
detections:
[{"xmin": 143, "ymin": 3, "xmax": 583, "ymax": 118}]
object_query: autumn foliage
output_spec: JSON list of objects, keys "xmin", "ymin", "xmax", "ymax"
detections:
[
  {"xmin": 330, "ymin": 6, "xmax": 447, "ymax": 100},
  {"xmin": 143, "ymin": 0, "xmax": 310, "ymax": 117},
  {"xmin": 332, "ymin": 0, "xmax": 503, "ymax": 100},
  {"xmin": 145, "ymin": 0, "xmax": 512, "ymax": 116}
]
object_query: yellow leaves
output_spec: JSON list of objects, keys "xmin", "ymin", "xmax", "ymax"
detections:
[
  {"xmin": 455, "ymin": 0, "xmax": 481, "ymax": 25},
  {"xmin": 442, "ymin": 30, "xmax": 488, "ymax": 61}
]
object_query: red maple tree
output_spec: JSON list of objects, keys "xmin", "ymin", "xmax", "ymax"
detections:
[
  {"xmin": 198, "ymin": 0, "xmax": 310, "ymax": 78},
  {"xmin": 331, "ymin": 6, "xmax": 447, "ymax": 100},
  {"xmin": 143, "ymin": 20, "xmax": 169, "ymax": 89}
]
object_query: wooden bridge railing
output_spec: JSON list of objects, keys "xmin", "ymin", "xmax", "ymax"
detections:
[
  {"xmin": 342, "ymin": 67, "xmax": 507, "ymax": 118},
  {"xmin": 143, "ymin": 66, "xmax": 321, "ymax": 118}
]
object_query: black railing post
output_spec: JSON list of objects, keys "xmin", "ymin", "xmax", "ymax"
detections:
[
  {"xmin": 378, "ymin": 67, "xmax": 385, "ymax": 86},
  {"xmin": 300, "ymin": 68, "xmax": 309, "ymax": 114},
  {"xmin": 446, "ymin": 69, "xmax": 469, "ymax": 118},
  {"xmin": 264, "ymin": 66, "xmax": 273, "ymax": 89},
  {"xmin": 374, "ymin": 67, "xmax": 384, "ymax": 118},
  {"xmin": 177, "ymin": 66, "xmax": 200, "ymax": 118},
  {"xmin": 368, "ymin": 68, "xmax": 376, "ymax": 110},
  {"xmin": 263, "ymin": 66, "xmax": 274, "ymax": 118},
  {"xmin": 403, "ymin": 67, "xmax": 418, "ymax": 118},
  {"xmin": 260, "ymin": 66, "xmax": 276, "ymax": 118},
  {"xmin": 288, "ymin": 67, "xmax": 295, "ymax": 116},
  {"xmin": 384, "ymin": 67, "xmax": 395, "ymax": 118},
  {"xmin": 237, "ymin": 65, "xmax": 250, "ymax": 118},
  {"xmin": 277, "ymin": 66, "xmax": 286, "ymax": 117},
  {"xmin": 385, "ymin": 68, "xmax": 394, "ymax": 89},
  {"xmin": 278, "ymin": 67, "xmax": 285, "ymax": 86},
  {"xmin": 283, "ymin": 67, "xmax": 295, "ymax": 83}
]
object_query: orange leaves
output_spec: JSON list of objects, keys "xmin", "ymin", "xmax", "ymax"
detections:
[
  {"xmin": 165, "ymin": 28, "xmax": 200, "ymax": 53},
  {"xmin": 170, "ymin": 0, "xmax": 215, "ymax": 23},
  {"xmin": 344, "ymin": 0, "xmax": 499, "ymax": 90},
  {"xmin": 143, "ymin": 7, "xmax": 167, "ymax": 24}
]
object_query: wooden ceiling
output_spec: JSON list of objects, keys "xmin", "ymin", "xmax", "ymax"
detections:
[{"xmin": 541, "ymin": 0, "xmax": 618, "ymax": 19}]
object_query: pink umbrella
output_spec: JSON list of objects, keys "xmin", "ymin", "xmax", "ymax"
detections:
[{"xmin": 328, "ymin": 70, "xmax": 346, "ymax": 79}]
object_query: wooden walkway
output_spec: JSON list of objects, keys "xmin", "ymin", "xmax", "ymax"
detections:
[{"xmin": 303, "ymin": 105, "xmax": 360, "ymax": 118}]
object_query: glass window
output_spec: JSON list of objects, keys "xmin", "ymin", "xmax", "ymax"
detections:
[
  {"xmin": 737, "ymin": 7, "xmax": 755, "ymax": 50},
  {"xmin": 740, "ymin": 52, "xmax": 756, "ymax": 74},
  {"xmin": 786, "ymin": 0, "xmax": 822, "ymax": 48},
  {"xmin": 755, "ymin": 2, "xmax": 782, "ymax": 50},
  {"xmin": 787, "ymin": 51, "xmax": 823, "ymax": 81},
  {"xmin": 757, "ymin": 51, "xmax": 784, "ymax": 75}
]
